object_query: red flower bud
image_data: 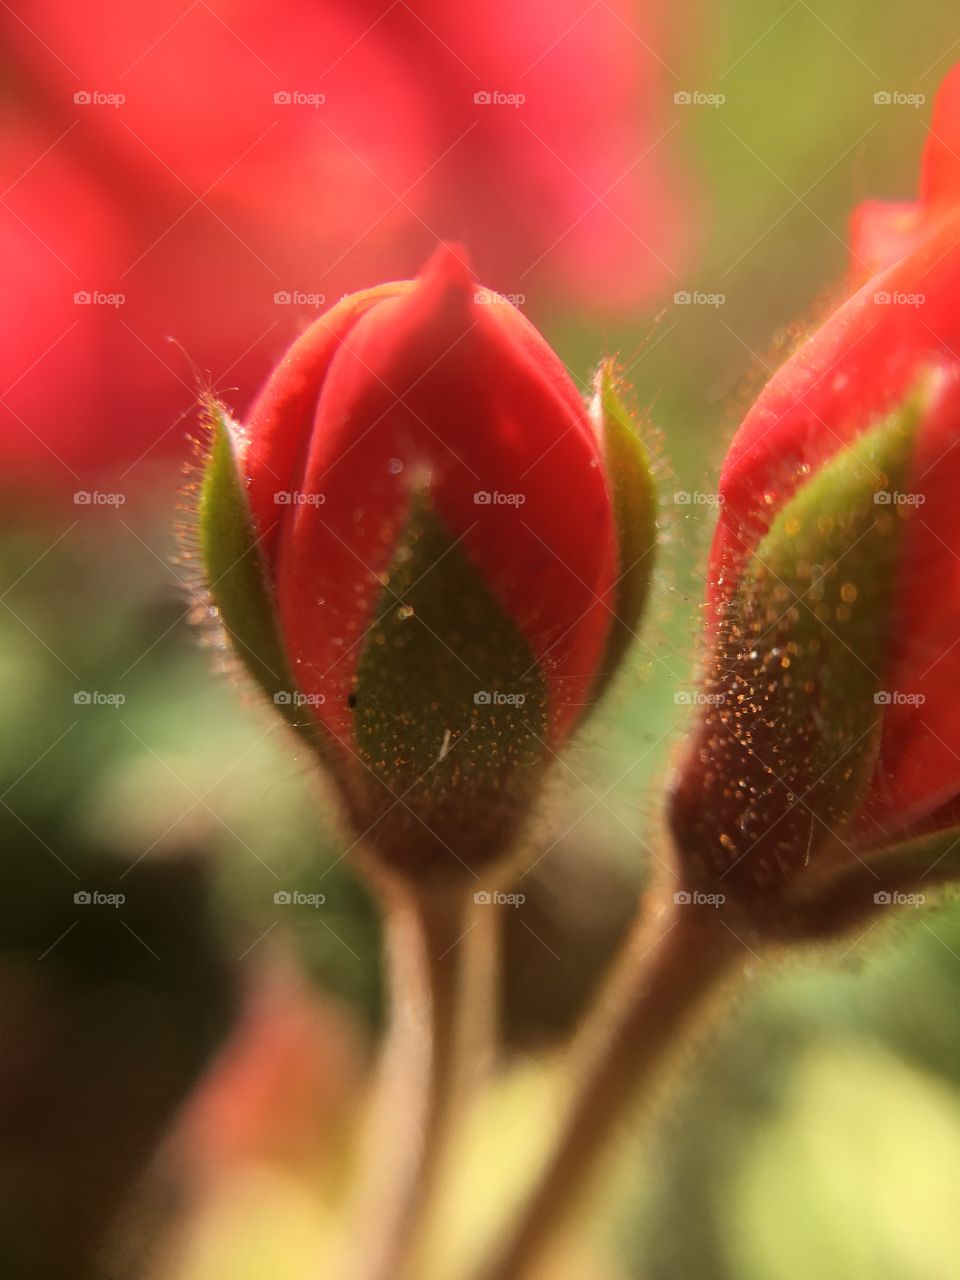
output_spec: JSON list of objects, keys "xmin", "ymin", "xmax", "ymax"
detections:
[
  {"xmin": 200, "ymin": 245, "xmax": 655, "ymax": 882},
  {"xmin": 670, "ymin": 65, "xmax": 960, "ymax": 929}
]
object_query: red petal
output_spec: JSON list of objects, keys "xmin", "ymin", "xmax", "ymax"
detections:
[
  {"xmin": 710, "ymin": 206, "xmax": 960, "ymax": 624},
  {"xmin": 856, "ymin": 368, "xmax": 960, "ymax": 838},
  {"xmin": 848, "ymin": 199, "xmax": 925, "ymax": 284},
  {"xmin": 920, "ymin": 62, "xmax": 960, "ymax": 208},
  {"xmin": 272, "ymin": 246, "xmax": 616, "ymax": 747},
  {"xmin": 242, "ymin": 282, "xmax": 413, "ymax": 571}
]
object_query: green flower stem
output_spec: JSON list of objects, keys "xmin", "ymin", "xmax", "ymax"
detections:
[
  {"xmin": 348, "ymin": 883, "xmax": 474, "ymax": 1280},
  {"xmin": 476, "ymin": 892, "xmax": 747, "ymax": 1280}
]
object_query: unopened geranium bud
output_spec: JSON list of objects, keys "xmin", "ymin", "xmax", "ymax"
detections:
[
  {"xmin": 199, "ymin": 245, "xmax": 655, "ymax": 883},
  {"xmin": 670, "ymin": 63, "xmax": 960, "ymax": 936}
]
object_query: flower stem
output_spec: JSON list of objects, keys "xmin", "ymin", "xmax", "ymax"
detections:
[
  {"xmin": 347, "ymin": 883, "xmax": 471, "ymax": 1280},
  {"xmin": 475, "ymin": 893, "xmax": 746, "ymax": 1280}
]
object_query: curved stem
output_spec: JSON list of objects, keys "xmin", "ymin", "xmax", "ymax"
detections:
[
  {"xmin": 475, "ymin": 894, "xmax": 747, "ymax": 1280},
  {"xmin": 346, "ymin": 885, "xmax": 470, "ymax": 1280}
]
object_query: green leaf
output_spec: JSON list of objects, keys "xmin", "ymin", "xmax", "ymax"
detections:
[
  {"xmin": 198, "ymin": 401, "xmax": 327, "ymax": 756},
  {"xmin": 591, "ymin": 361, "xmax": 657, "ymax": 702},
  {"xmin": 348, "ymin": 496, "xmax": 550, "ymax": 882}
]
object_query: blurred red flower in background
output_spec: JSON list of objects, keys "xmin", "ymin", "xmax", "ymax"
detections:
[
  {"xmin": 1, "ymin": 0, "xmax": 692, "ymax": 486},
  {"xmin": 178, "ymin": 959, "xmax": 364, "ymax": 1175}
]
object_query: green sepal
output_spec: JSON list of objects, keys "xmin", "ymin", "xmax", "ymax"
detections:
[
  {"xmin": 591, "ymin": 361, "xmax": 657, "ymax": 702},
  {"xmin": 673, "ymin": 393, "xmax": 922, "ymax": 903},
  {"xmin": 198, "ymin": 400, "xmax": 328, "ymax": 757},
  {"xmin": 779, "ymin": 825, "xmax": 960, "ymax": 938},
  {"xmin": 346, "ymin": 495, "xmax": 549, "ymax": 882},
  {"xmin": 867, "ymin": 826, "xmax": 960, "ymax": 888}
]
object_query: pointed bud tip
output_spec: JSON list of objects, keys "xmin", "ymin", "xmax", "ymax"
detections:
[{"xmin": 418, "ymin": 241, "xmax": 475, "ymax": 305}]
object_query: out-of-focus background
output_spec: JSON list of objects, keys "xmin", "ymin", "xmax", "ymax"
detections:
[{"xmin": 3, "ymin": 2, "xmax": 960, "ymax": 1277}]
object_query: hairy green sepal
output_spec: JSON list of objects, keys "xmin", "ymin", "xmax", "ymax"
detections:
[
  {"xmin": 592, "ymin": 362, "xmax": 657, "ymax": 701},
  {"xmin": 673, "ymin": 395, "xmax": 921, "ymax": 903},
  {"xmin": 199, "ymin": 402, "xmax": 324, "ymax": 753},
  {"xmin": 348, "ymin": 498, "xmax": 549, "ymax": 881}
]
